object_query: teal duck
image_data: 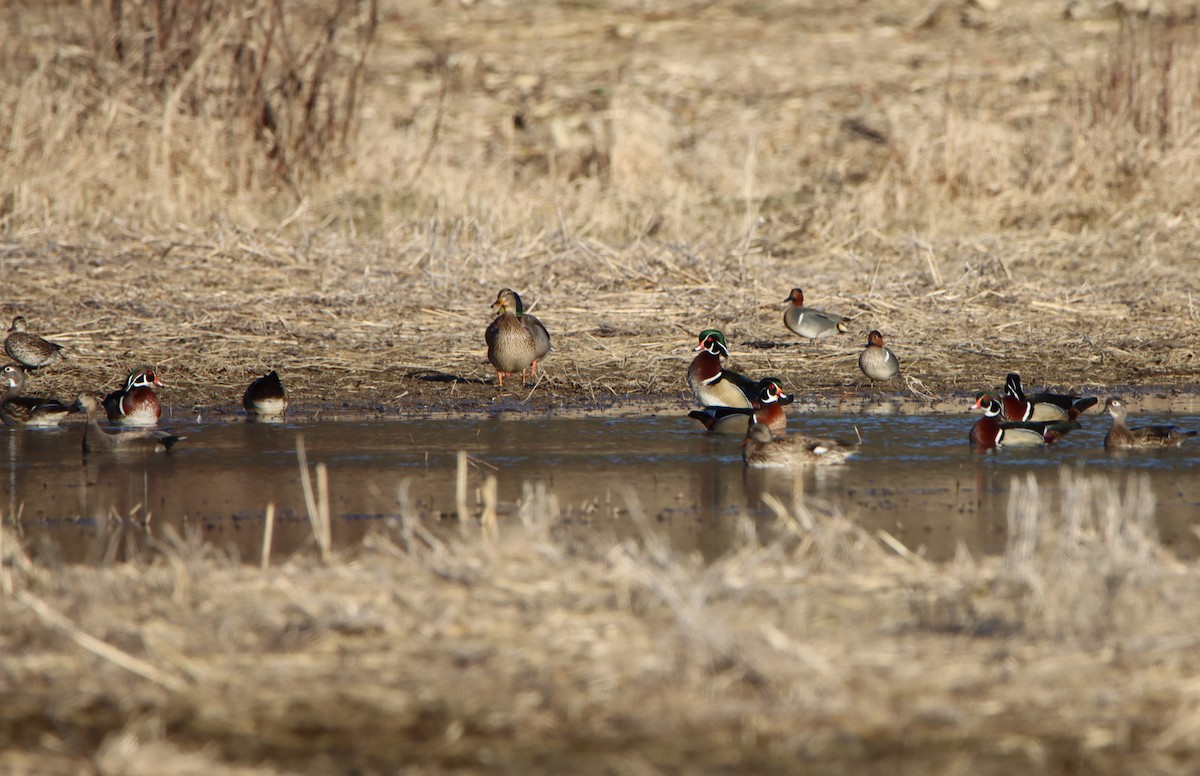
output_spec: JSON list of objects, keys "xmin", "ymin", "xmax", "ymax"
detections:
[
  {"xmin": 782, "ymin": 288, "xmax": 849, "ymax": 339},
  {"xmin": 741, "ymin": 422, "xmax": 858, "ymax": 468},
  {"xmin": 75, "ymin": 393, "xmax": 182, "ymax": 454},
  {"xmin": 4, "ymin": 316, "xmax": 64, "ymax": 370},
  {"xmin": 485, "ymin": 288, "xmax": 551, "ymax": 387},
  {"xmin": 689, "ymin": 376, "xmax": 793, "ymax": 437},
  {"xmin": 103, "ymin": 367, "xmax": 163, "ymax": 427},
  {"xmin": 686, "ymin": 329, "xmax": 757, "ymax": 409},
  {"xmin": 858, "ymin": 330, "xmax": 900, "ymax": 381},
  {"xmin": 243, "ymin": 370, "xmax": 288, "ymax": 419},
  {"xmin": 970, "ymin": 395, "xmax": 1079, "ymax": 450},
  {"xmin": 1104, "ymin": 397, "xmax": 1196, "ymax": 450},
  {"xmin": 1, "ymin": 363, "xmax": 74, "ymax": 427}
]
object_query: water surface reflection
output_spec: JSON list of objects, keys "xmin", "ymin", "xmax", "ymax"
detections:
[{"xmin": 3, "ymin": 410, "xmax": 1198, "ymax": 563}]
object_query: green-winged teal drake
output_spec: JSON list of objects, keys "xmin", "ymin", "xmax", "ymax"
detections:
[
  {"xmin": 485, "ymin": 288, "xmax": 551, "ymax": 387},
  {"xmin": 4, "ymin": 316, "xmax": 64, "ymax": 370},
  {"xmin": 1104, "ymin": 397, "xmax": 1196, "ymax": 450},
  {"xmin": 782, "ymin": 288, "xmax": 849, "ymax": 339},
  {"xmin": 858, "ymin": 330, "xmax": 900, "ymax": 381}
]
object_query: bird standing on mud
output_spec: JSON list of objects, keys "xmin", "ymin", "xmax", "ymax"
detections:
[
  {"xmin": 858, "ymin": 330, "xmax": 900, "ymax": 381},
  {"xmin": 4, "ymin": 315, "xmax": 65, "ymax": 370},
  {"xmin": 485, "ymin": 288, "xmax": 551, "ymax": 387},
  {"xmin": 782, "ymin": 288, "xmax": 849, "ymax": 340}
]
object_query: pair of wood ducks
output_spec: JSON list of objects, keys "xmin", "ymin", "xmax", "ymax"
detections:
[
  {"xmin": 970, "ymin": 373, "xmax": 1196, "ymax": 451},
  {"xmin": 2, "ymin": 363, "xmax": 179, "ymax": 453},
  {"xmin": 686, "ymin": 329, "xmax": 859, "ymax": 467}
]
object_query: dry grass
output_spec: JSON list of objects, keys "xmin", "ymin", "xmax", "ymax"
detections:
[
  {"xmin": 0, "ymin": 2, "xmax": 1198, "ymax": 410},
  {"xmin": 3, "ymin": 469, "xmax": 1200, "ymax": 773},
  {"xmin": 3, "ymin": 5, "xmax": 1200, "ymax": 772}
]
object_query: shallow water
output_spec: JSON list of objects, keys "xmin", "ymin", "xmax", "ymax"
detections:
[{"xmin": 3, "ymin": 407, "xmax": 1199, "ymax": 563}]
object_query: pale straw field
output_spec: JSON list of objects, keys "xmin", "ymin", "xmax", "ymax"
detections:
[{"xmin": 2, "ymin": 1, "xmax": 1200, "ymax": 773}]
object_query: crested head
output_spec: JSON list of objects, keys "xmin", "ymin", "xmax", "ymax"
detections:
[
  {"xmin": 867, "ymin": 330, "xmax": 885, "ymax": 347},
  {"xmin": 784, "ymin": 288, "xmax": 804, "ymax": 306},
  {"xmin": 1105, "ymin": 397, "xmax": 1126, "ymax": 418},
  {"xmin": 491, "ymin": 288, "xmax": 525, "ymax": 316},
  {"xmin": 757, "ymin": 376, "xmax": 791, "ymax": 405},
  {"xmin": 972, "ymin": 390, "xmax": 999, "ymax": 409},
  {"xmin": 1004, "ymin": 373, "xmax": 1025, "ymax": 400},
  {"xmin": 126, "ymin": 367, "xmax": 163, "ymax": 389},
  {"xmin": 975, "ymin": 394, "xmax": 1003, "ymax": 417},
  {"xmin": 695, "ymin": 329, "xmax": 729, "ymax": 358}
]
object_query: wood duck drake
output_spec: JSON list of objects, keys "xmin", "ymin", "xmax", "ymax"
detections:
[
  {"xmin": 997, "ymin": 373, "xmax": 1098, "ymax": 422},
  {"xmin": 75, "ymin": 393, "xmax": 182, "ymax": 454},
  {"xmin": 858, "ymin": 330, "xmax": 900, "ymax": 381},
  {"xmin": 688, "ymin": 376, "xmax": 793, "ymax": 437},
  {"xmin": 243, "ymin": 370, "xmax": 288, "ymax": 419},
  {"xmin": 782, "ymin": 288, "xmax": 849, "ymax": 339},
  {"xmin": 686, "ymin": 329, "xmax": 759, "ymax": 409},
  {"xmin": 970, "ymin": 395, "xmax": 1079, "ymax": 450},
  {"xmin": 1, "ymin": 363, "xmax": 74, "ymax": 427},
  {"xmin": 4, "ymin": 316, "xmax": 65, "ymax": 370},
  {"xmin": 741, "ymin": 422, "xmax": 858, "ymax": 468},
  {"xmin": 103, "ymin": 367, "xmax": 163, "ymax": 427},
  {"xmin": 485, "ymin": 288, "xmax": 552, "ymax": 387},
  {"xmin": 1104, "ymin": 397, "xmax": 1197, "ymax": 450}
]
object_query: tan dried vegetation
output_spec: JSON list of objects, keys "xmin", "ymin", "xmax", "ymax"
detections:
[
  {"xmin": 4, "ymin": 1, "xmax": 1200, "ymax": 773},
  {"xmin": 0, "ymin": 0, "xmax": 1197, "ymax": 410},
  {"xmin": 5, "ymin": 470, "xmax": 1200, "ymax": 773}
]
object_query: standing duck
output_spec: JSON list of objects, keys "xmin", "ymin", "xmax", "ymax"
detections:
[
  {"xmin": 4, "ymin": 316, "xmax": 65, "ymax": 370},
  {"xmin": 782, "ymin": 288, "xmax": 849, "ymax": 339},
  {"xmin": 686, "ymin": 329, "xmax": 757, "ymax": 409},
  {"xmin": 858, "ymin": 330, "xmax": 900, "ymax": 381},
  {"xmin": 998, "ymin": 373, "xmax": 1098, "ymax": 422},
  {"xmin": 741, "ymin": 422, "xmax": 858, "ymax": 468},
  {"xmin": 243, "ymin": 370, "xmax": 288, "ymax": 419},
  {"xmin": 485, "ymin": 288, "xmax": 551, "ymax": 387},
  {"xmin": 970, "ymin": 395, "xmax": 1079, "ymax": 450},
  {"xmin": 75, "ymin": 393, "xmax": 182, "ymax": 454},
  {"xmin": 688, "ymin": 376, "xmax": 793, "ymax": 437},
  {"xmin": 1, "ymin": 363, "xmax": 74, "ymax": 427},
  {"xmin": 103, "ymin": 367, "xmax": 164, "ymax": 427},
  {"xmin": 1104, "ymin": 397, "xmax": 1196, "ymax": 450}
]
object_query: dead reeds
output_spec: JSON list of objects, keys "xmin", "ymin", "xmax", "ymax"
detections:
[{"xmin": 3, "ymin": 466, "xmax": 1200, "ymax": 773}]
